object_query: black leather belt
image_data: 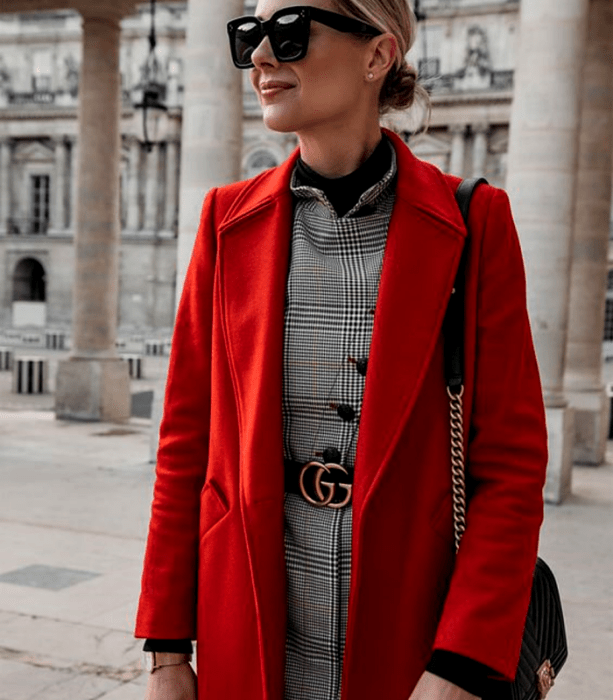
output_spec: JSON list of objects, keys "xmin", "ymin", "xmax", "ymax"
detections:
[{"xmin": 284, "ymin": 459, "xmax": 354, "ymax": 509}]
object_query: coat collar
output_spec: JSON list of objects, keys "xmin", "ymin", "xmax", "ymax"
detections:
[
  {"xmin": 217, "ymin": 129, "xmax": 467, "ymax": 513},
  {"xmin": 218, "ymin": 129, "xmax": 465, "ymax": 237}
]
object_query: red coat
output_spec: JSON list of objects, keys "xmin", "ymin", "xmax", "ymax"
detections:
[{"xmin": 135, "ymin": 129, "xmax": 548, "ymax": 700}]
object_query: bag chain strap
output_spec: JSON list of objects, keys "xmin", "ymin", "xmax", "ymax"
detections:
[
  {"xmin": 446, "ymin": 178, "xmax": 487, "ymax": 553},
  {"xmin": 448, "ymin": 388, "xmax": 467, "ymax": 553}
]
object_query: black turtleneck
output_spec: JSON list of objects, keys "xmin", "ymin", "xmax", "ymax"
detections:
[{"xmin": 294, "ymin": 135, "xmax": 393, "ymax": 217}]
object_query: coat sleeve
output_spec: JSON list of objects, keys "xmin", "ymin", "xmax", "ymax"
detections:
[
  {"xmin": 134, "ymin": 188, "xmax": 219, "ymax": 640},
  {"xmin": 432, "ymin": 187, "xmax": 549, "ymax": 681}
]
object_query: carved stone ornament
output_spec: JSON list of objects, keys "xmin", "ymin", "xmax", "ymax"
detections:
[
  {"xmin": 64, "ymin": 54, "xmax": 80, "ymax": 97},
  {"xmin": 455, "ymin": 25, "xmax": 492, "ymax": 91}
]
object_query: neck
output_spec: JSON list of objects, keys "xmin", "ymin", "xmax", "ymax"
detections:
[{"xmin": 297, "ymin": 118, "xmax": 383, "ymax": 179}]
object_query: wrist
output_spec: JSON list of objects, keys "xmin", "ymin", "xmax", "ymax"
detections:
[
  {"xmin": 410, "ymin": 671, "xmax": 480, "ymax": 700},
  {"xmin": 143, "ymin": 650, "xmax": 192, "ymax": 673}
]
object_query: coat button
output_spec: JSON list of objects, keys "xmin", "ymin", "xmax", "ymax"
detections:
[
  {"xmin": 337, "ymin": 404, "xmax": 356, "ymax": 422},
  {"xmin": 356, "ymin": 357, "xmax": 368, "ymax": 377},
  {"xmin": 323, "ymin": 447, "xmax": 342, "ymax": 463}
]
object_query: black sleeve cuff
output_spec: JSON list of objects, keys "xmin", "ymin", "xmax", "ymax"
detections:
[
  {"xmin": 143, "ymin": 638, "xmax": 194, "ymax": 654},
  {"xmin": 426, "ymin": 650, "xmax": 494, "ymax": 698}
]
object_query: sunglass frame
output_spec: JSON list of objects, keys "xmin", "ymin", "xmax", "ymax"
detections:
[{"xmin": 227, "ymin": 5, "xmax": 382, "ymax": 69}]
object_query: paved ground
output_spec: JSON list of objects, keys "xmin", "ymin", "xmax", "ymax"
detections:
[{"xmin": 0, "ymin": 408, "xmax": 611, "ymax": 700}]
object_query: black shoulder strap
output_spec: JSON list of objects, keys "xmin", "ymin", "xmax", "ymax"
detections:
[{"xmin": 444, "ymin": 177, "xmax": 488, "ymax": 394}]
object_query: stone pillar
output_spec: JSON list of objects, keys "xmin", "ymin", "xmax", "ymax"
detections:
[
  {"xmin": 164, "ymin": 139, "xmax": 179, "ymax": 234},
  {"xmin": 126, "ymin": 135, "xmax": 140, "ymax": 231},
  {"xmin": 176, "ymin": 0, "xmax": 244, "ymax": 298},
  {"xmin": 52, "ymin": 137, "xmax": 69, "ymax": 232},
  {"xmin": 472, "ymin": 123, "xmax": 489, "ymax": 178},
  {"xmin": 0, "ymin": 139, "xmax": 10, "ymax": 233},
  {"xmin": 506, "ymin": 0, "xmax": 590, "ymax": 503},
  {"xmin": 149, "ymin": 0, "xmax": 244, "ymax": 456},
  {"xmin": 144, "ymin": 143, "xmax": 160, "ymax": 233},
  {"xmin": 564, "ymin": 0, "xmax": 613, "ymax": 465},
  {"xmin": 55, "ymin": 10, "xmax": 130, "ymax": 422},
  {"xmin": 448, "ymin": 125, "xmax": 466, "ymax": 177}
]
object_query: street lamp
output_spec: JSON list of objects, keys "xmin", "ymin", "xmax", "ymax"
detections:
[{"xmin": 135, "ymin": 0, "xmax": 167, "ymax": 153}]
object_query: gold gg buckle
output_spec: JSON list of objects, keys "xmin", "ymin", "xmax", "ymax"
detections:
[{"xmin": 299, "ymin": 461, "xmax": 352, "ymax": 509}]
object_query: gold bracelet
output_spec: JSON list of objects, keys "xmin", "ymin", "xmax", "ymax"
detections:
[
  {"xmin": 152, "ymin": 659, "xmax": 191, "ymax": 673},
  {"xmin": 147, "ymin": 651, "xmax": 192, "ymax": 674}
]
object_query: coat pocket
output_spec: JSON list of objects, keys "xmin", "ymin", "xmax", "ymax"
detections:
[{"xmin": 199, "ymin": 479, "xmax": 230, "ymax": 540}]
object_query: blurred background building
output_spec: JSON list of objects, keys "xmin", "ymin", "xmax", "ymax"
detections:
[
  {"xmin": 0, "ymin": 0, "xmax": 519, "ymax": 336},
  {"xmin": 0, "ymin": 0, "xmax": 611, "ymax": 504}
]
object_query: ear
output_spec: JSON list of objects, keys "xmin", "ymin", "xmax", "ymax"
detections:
[{"xmin": 365, "ymin": 33, "xmax": 398, "ymax": 81}]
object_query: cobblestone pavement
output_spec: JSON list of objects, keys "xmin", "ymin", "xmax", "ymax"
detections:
[{"xmin": 0, "ymin": 409, "xmax": 611, "ymax": 700}]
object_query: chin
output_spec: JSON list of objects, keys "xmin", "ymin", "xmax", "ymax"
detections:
[{"xmin": 261, "ymin": 106, "xmax": 305, "ymax": 134}]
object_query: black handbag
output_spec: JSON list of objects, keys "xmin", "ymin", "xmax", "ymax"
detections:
[{"xmin": 444, "ymin": 179, "xmax": 569, "ymax": 700}]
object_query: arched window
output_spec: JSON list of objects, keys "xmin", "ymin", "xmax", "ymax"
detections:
[
  {"xmin": 13, "ymin": 258, "xmax": 46, "ymax": 302},
  {"xmin": 245, "ymin": 149, "xmax": 279, "ymax": 179}
]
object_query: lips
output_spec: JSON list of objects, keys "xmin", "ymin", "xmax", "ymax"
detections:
[{"xmin": 259, "ymin": 80, "xmax": 295, "ymax": 95}]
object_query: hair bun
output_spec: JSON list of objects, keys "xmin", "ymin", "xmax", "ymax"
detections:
[{"xmin": 379, "ymin": 60, "xmax": 424, "ymax": 114}]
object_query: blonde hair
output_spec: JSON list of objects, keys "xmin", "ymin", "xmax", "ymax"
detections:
[{"xmin": 332, "ymin": 0, "xmax": 430, "ymax": 115}]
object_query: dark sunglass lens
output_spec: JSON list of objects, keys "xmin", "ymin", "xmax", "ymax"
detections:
[
  {"xmin": 273, "ymin": 13, "xmax": 304, "ymax": 60},
  {"xmin": 234, "ymin": 20, "xmax": 261, "ymax": 65}
]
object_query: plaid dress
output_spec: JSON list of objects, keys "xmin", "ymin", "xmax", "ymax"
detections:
[{"xmin": 282, "ymin": 142, "xmax": 397, "ymax": 700}]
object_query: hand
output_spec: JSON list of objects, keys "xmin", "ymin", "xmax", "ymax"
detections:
[
  {"xmin": 145, "ymin": 659, "xmax": 197, "ymax": 700},
  {"xmin": 408, "ymin": 671, "xmax": 480, "ymax": 700}
]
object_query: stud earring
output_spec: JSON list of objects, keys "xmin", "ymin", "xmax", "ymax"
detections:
[{"xmin": 368, "ymin": 72, "xmax": 374, "ymax": 80}]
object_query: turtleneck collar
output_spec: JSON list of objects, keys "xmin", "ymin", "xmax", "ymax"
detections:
[{"xmin": 291, "ymin": 135, "xmax": 395, "ymax": 218}]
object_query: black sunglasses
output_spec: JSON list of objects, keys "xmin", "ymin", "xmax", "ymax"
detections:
[{"xmin": 227, "ymin": 5, "xmax": 382, "ymax": 69}]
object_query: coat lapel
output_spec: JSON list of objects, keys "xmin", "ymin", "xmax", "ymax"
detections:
[
  {"xmin": 217, "ymin": 153, "xmax": 297, "ymax": 503},
  {"xmin": 217, "ymin": 155, "xmax": 297, "ymax": 699},
  {"xmin": 352, "ymin": 131, "xmax": 468, "ymax": 515}
]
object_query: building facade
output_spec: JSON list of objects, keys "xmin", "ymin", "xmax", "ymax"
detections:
[
  {"xmin": 0, "ymin": 0, "xmax": 524, "ymax": 337},
  {"xmin": 0, "ymin": 0, "xmax": 610, "ymax": 344},
  {"xmin": 0, "ymin": 5, "xmax": 184, "ymax": 336}
]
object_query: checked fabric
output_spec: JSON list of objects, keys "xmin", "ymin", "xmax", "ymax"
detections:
[{"xmin": 282, "ymin": 139, "xmax": 397, "ymax": 700}]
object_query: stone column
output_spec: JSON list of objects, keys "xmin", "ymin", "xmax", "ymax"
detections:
[
  {"xmin": 0, "ymin": 139, "xmax": 10, "ymax": 233},
  {"xmin": 144, "ymin": 143, "xmax": 160, "ymax": 233},
  {"xmin": 164, "ymin": 139, "xmax": 179, "ymax": 234},
  {"xmin": 564, "ymin": 0, "xmax": 613, "ymax": 465},
  {"xmin": 472, "ymin": 123, "xmax": 489, "ymax": 178},
  {"xmin": 55, "ymin": 10, "xmax": 130, "ymax": 422},
  {"xmin": 126, "ymin": 135, "xmax": 140, "ymax": 231},
  {"xmin": 52, "ymin": 137, "xmax": 68, "ymax": 232},
  {"xmin": 448, "ymin": 124, "xmax": 466, "ymax": 177},
  {"xmin": 149, "ymin": 0, "xmax": 244, "ymax": 456},
  {"xmin": 506, "ymin": 0, "xmax": 590, "ymax": 503},
  {"xmin": 176, "ymin": 0, "xmax": 244, "ymax": 298}
]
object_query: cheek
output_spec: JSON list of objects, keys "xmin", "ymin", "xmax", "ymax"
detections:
[{"xmin": 299, "ymin": 59, "xmax": 363, "ymax": 108}]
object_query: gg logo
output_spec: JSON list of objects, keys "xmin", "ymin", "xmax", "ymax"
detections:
[{"xmin": 299, "ymin": 461, "xmax": 352, "ymax": 509}]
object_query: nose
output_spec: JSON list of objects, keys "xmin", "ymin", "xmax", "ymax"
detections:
[{"xmin": 251, "ymin": 34, "xmax": 277, "ymax": 68}]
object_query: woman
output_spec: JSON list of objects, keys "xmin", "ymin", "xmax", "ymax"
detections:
[{"xmin": 135, "ymin": 1, "xmax": 548, "ymax": 700}]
